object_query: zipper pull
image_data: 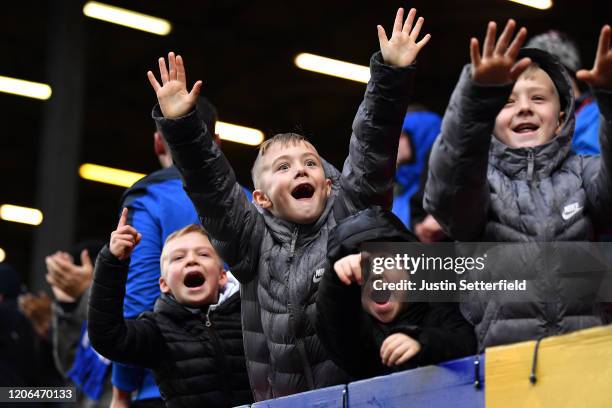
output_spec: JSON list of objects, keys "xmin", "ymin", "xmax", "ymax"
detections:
[
  {"xmin": 527, "ymin": 149, "xmax": 535, "ymax": 181},
  {"xmin": 204, "ymin": 310, "xmax": 212, "ymax": 327}
]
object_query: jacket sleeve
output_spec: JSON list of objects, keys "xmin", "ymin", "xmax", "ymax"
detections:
[
  {"xmin": 88, "ymin": 245, "xmax": 163, "ymax": 368},
  {"xmin": 153, "ymin": 106, "xmax": 261, "ymax": 283},
  {"xmin": 340, "ymin": 52, "xmax": 415, "ymax": 212},
  {"xmin": 393, "ymin": 303, "xmax": 476, "ymax": 368},
  {"xmin": 51, "ymin": 290, "xmax": 89, "ymax": 376},
  {"xmin": 315, "ymin": 269, "xmax": 383, "ymax": 379},
  {"xmin": 583, "ymin": 89, "xmax": 612, "ymax": 228},
  {"xmin": 424, "ymin": 65, "xmax": 512, "ymax": 241}
]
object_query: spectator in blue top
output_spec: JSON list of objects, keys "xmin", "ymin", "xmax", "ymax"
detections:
[
  {"xmin": 111, "ymin": 97, "xmax": 251, "ymax": 408},
  {"xmin": 392, "ymin": 109, "xmax": 441, "ymax": 228}
]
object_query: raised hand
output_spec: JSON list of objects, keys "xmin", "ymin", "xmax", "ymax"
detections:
[
  {"xmin": 110, "ymin": 208, "xmax": 142, "ymax": 261},
  {"xmin": 577, "ymin": 25, "xmax": 612, "ymax": 90},
  {"xmin": 470, "ymin": 19, "xmax": 531, "ymax": 85},
  {"xmin": 147, "ymin": 52, "xmax": 202, "ymax": 119},
  {"xmin": 377, "ymin": 8, "xmax": 431, "ymax": 67},
  {"xmin": 333, "ymin": 253, "xmax": 364, "ymax": 286},
  {"xmin": 380, "ymin": 332, "xmax": 421, "ymax": 366},
  {"xmin": 45, "ymin": 249, "xmax": 93, "ymax": 301}
]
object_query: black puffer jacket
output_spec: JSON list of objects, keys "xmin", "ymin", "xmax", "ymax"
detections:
[
  {"xmin": 316, "ymin": 207, "xmax": 476, "ymax": 379},
  {"xmin": 156, "ymin": 52, "xmax": 415, "ymax": 400},
  {"xmin": 88, "ymin": 246, "xmax": 252, "ymax": 408},
  {"xmin": 424, "ymin": 48, "xmax": 612, "ymax": 349}
]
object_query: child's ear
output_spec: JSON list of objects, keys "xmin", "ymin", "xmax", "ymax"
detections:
[
  {"xmin": 556, "ymin": 111, "xmax": 566, "ymax": 134},
  {"xmin": 325, "ymin": 178, "xmax": 332, "ymax": 196},
  {"xmin": 218, "ymin": 269, "xmax": 228, "ymax": 287},
  {"xmin": 159, "ymin": 276, "xmax": 171, "ymax": 294},
  {"xmin": 253, "ymin": 189, "xmax": 272, "ymax": 209}
]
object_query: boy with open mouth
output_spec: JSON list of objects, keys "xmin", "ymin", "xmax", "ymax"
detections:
[{"xmin": 88, "ymin": 209, "xmax": 252, "ymax": 408}]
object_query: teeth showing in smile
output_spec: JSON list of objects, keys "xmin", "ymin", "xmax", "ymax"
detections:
[
  {"xmin": 291, "ymin": 183, "xmax": 315, "ymax": 199},
  {"xmin": 184, "ymin": 271, "xmax": 205, "ymax": 288},
  {"xmin": 514, "ymin": 123, "xmax": 538, "ymax": 133}
]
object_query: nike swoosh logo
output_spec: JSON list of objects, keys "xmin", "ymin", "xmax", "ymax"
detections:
[
  {"xmin": 562, "ymin": 204, "xmax": 583, "ymax": 220},
  {"xmin": 313, "ymin": 268, "xmax": 325, "ymax": 283}
]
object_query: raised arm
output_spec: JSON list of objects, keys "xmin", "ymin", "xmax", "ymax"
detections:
[
  {"xmin": 577, "ymin": 25, "xmax": 612, "ymax": 226},
  {"xmin": 147, "ymin": 53, "xmax": 261, "ymax": 281},
  {"xmin": 88, "ymin": 209, "xmax": 163, "ymax": 367},
  {"xmin": 424, "ymin": 19, "xmax": 529, "ymax": 241},
  {"xmin": 341, "ymin": 8, "xmax": 430, "ymax": 211}
]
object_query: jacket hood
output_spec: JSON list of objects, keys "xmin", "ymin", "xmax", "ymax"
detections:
[
  {"xmin": 489, "ymin": 48, "xmax": 576, "ymax": 180},
  {"xmin": 328, "ymin": 206, "xmax": 417, "ymax": 265}
]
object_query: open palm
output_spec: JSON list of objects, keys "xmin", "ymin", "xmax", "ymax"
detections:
[
  {"xmin": 147, "ymin": 52, "xmax": 202, "ymax": 119},
  {"xmin": 470, "ymin": 19, "xmax": 530, "ymax": 85},
  {"xmin": 577, "ymin": 25, "xmax": 612, "ymax": 90},
  {"xmin": 378, "ymin": 8, "xmax": 431, "ymax": 68}
]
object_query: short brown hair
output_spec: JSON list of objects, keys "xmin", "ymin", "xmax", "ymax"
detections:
[
  {"xmin": 160, "ymin": 224, "xmax": 217, "ymax": 276},
  {"xmin": 251, "ymin": 133, "xmax": 315, "ymax": 189}
]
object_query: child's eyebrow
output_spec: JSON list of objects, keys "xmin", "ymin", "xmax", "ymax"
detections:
[{"xmin": 271, "ymin": 155, "xmax": 291, "ymax": 166}]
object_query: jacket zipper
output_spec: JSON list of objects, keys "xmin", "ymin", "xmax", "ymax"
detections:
[
  {"xmin": 288, "ymin": 226, "xmax": 299, "ymax": 261},
  {"xmin": 526, "ymin": 149, "xmax": 535, "ymax": 181},
  {"xmin": 285, "ymin": 226, "xmax": 315, "ymax": 390},
  {"xmin": 202, "ymin": 309, "xmax": 232, "ymax": 403}
]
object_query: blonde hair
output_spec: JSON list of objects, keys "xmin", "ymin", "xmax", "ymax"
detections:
[
  {"xmin": 251, "ymin": 133, "xmax": 317, "ymax": 190},
  {"xmin": 159, "ymin": 224, "xmax": 218, "ymax": 276}
]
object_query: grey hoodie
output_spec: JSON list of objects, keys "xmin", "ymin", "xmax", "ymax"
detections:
[{"xmin": 424, "ymin": 48, "xmax": 612, "ymax": 349}]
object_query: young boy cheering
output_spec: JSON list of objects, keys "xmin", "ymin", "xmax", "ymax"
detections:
[
  {"xmin": 424, "ymin": 21, "xmax": 612, "ymax": 349},
  {"xmin": 147, "ymin": 8, "xmax": 431, "ymax": 399},
  {"xmin": 88, "ymin": 209, "xmax": 252, "ymax": 408}
]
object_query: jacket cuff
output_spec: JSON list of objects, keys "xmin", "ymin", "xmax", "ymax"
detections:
[
  {"xmin": 151, "ymin": 104, "xmax": 206, "ymax": 144},
  {"xmin": 369, "ymin": 51, "xmax": 416, "ymax": 98},
  {"xmin": 94, "ymin": 245, "xmax": 130, "ymax": 287},
  {"xmin": 462, "ymin": 65, "xmax": 514, "ymax": 121},
  {"xmin": 594, "ymin": 88, "xmax": 612, "ymax": 120}
]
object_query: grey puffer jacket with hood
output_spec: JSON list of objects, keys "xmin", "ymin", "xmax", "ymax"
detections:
[
  {"xmin": 154, "ymin": 51, "xmax": 415, "ymax": 400},
  {"xmin": 424, "ymin": 48, "xmax": 612, "ymax": 350}
]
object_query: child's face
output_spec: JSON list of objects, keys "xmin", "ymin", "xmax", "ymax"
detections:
[
  {"xmin": 361, "ymin": 269, "xmax": 406, "ymax": 324},
  {"xmin": 253, "ymin": 142, "xmax": 332, "ymax": 224},
  {"xmin": 362, "ymin": 295, "xmax": 405, "ymax": 324},
  {"xmin": 493, "ymin": 67, "xmax": 564, "ymax": 148},
  {"xmin": 159, "ymin": 232, "xmax": 227, "ymax": 307}
]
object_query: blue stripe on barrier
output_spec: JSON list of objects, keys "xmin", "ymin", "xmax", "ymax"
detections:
[
  {"xmin": 251, "ymin": 384, "xmax": 346, "ymax": 408},
  {"xmin": 346, "ymin": 355, "xmax": 484, "ymax": 408},
  {"xmin": 239, "ymin": 356, "xmax": 485, "ymax": 408}
]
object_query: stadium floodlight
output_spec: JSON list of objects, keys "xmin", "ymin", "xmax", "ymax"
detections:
[
  {"xmin": 0, "ymin": 75, "xmax": 51, "ymax": 100},
  {"xmin": 508, "ymin": 0, "xmax": 552, "ymax": 10},
  {"xmin": 216, "ymin": 121, "xmax": 264, "ymax": 146},
  {"xmin": 0, "ymin": 204, "xmax": 44, "ymax": 226},
  {"xmin": 83, "ymin": 1, "xmax": 172, "ymax": 35},
  {"xmin": 294, "ymin": 53, "xmax": 370, "ymax": 83},
  {"xmin": 79, "ymin": 163, "xmax": 145, "ymax": 188}
]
